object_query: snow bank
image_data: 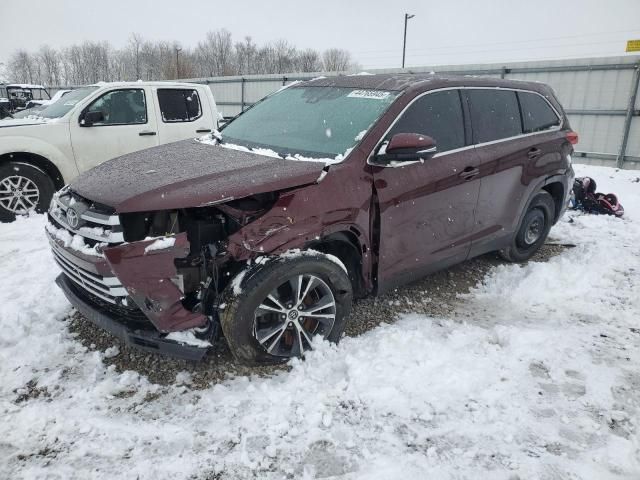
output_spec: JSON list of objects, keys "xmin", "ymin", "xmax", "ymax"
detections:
[{"xmin": 1, "ymin": 165, "xmax": 640, "ymax": 479}]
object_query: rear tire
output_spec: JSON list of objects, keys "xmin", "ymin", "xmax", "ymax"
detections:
[
  {"xmin": 499, "ymin": 190, "xmax": 555, "ymax": 263},
  {"xmin": 220, "ymin": 252, "xmax": 353, "ymax": 366},
  {"xmin": 0, "ymin": 162, "xmax": 55, "ymax": 222}
]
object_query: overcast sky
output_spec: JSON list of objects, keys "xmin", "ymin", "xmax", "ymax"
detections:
[{"xmin": 1, "ymin": 0, "xmax": 639, "ymax": 70}]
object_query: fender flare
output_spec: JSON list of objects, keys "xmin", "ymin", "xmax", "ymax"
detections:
[
  {"xmin": 0, "ymin": 135, "xmax": 78, "ymax": 185},
  {"xmin": 514, "ymin": 174, "xmax": 567, "ymax": 234}
]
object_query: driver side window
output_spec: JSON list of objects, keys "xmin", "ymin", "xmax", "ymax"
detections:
[
  {"xmin": 387, "ymin": 90, "xmax": 465, "ymax": 154},
  {"xmin": 85, "ymin": 89, "xmax": 147, "ymax": 126}
]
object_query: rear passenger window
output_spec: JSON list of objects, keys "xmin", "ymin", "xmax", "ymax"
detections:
[
  {"xmin": 387, "ymin": 90, "xmax": 465, "ymax": 153},
  {"xmin": 518, "ymin": 91, "xmax": 560, "ymax": 133},
  {"xmin": 157, "ymin": 89, "xmax": 202, "ymax": 123},
  {"xmin": 467, "ymin": 90, "xmax": 522, "ymax": 143}
]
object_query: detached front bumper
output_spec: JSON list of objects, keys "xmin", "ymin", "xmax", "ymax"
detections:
[
  {"xmin": 56, "ymin": 274, "xmax": 210, "ymax": 361},
  {"xmin": 47, "ymin": 213, "xmax": 212, "ymax": 360}
]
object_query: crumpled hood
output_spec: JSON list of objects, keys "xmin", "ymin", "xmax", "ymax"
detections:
[{"xmin": 71, "ymin": 139, "xmax": 327, "ymax": 213}]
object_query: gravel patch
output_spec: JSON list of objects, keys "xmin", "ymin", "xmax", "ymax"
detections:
[{"xmin": 68, "ymin": 243, "xmax": 570, "ymax": 388}]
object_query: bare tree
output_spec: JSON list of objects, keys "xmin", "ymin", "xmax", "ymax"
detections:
[
  {"xmin": 6, "ymin": 31, "xmax": 355, "ymax": 84},
  {"xmin": 272, "ymin": 40, "xmax": 296, "ymax": 73},
  {"xmin": 322, "ymin": 48, "xmax": 353, "ymax": 72},
  {"xmin": 234, "ymin": 36, "xmax": 257, "ymax": 75},
  {"xmin": 296, "ymin": 48, "xmax": 322, "ymax": 72},
  {"xmin": 7, "ymin": 50, "xmax": 35, "ymax": 84},
  {"xmin": 38, "ymin": 46, "xmax": 61, "ymax": 85},
  {"xmin": 129, "ymin": 33, "xmax": 143, "ymax": 80}
]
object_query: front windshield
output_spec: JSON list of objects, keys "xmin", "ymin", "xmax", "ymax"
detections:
[
  {"xmin": 220, "ymin": 86, "xmax": 399, "ymax": 159},
  {"xmin": 36, "ymin": 86, "xmax": 99, "ymax": 119}
]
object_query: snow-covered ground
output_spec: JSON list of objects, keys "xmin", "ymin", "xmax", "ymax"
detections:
[{"xmin": 1, "ymin": 164, "xmax": 639, "ymax": 479}]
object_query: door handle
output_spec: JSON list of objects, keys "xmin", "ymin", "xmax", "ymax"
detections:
[
  {"xmin": 139, "ymin": 131, "xmax": 157, "ymax": 136},
  {"xmin": 196, "ymin": 128, "xmax": 212, "ymax": 133},
  {"xmin": 458, "ymin": 166, "xmax": 480, "ymax": 180},
  {"xmin": 527, "ymin": 148, "xmax": 542, "ymax": 159}
]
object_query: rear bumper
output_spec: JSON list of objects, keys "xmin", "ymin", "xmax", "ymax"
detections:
[{"xmin": 56, "ymin": 274, "xmax": 210, "ymax": 361}]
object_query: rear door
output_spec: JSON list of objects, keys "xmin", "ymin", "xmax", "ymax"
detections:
[
  {"xmin": 70, "ymin": 87, "xmax": 159, "ymax": 172},
  {"xmin": 153, "ymin": 87, "xmax": 214, "ymax": 144},
  {"xmin": 466, "ymin": 88, "xmax": 563, "ymax": 255},
  {"xmin": 372, "ymin": 89, "xmax": 481, "ymax": 290}
]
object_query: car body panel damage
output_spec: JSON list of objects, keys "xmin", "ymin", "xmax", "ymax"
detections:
[
  {"xmin": 103, "ymin": 233, "xmax": 207, "ymax": 332},
  {"xmin": 47, "ymin": 74, "xmax": 575, "ymax": 362},
  {"xmin": 70, "ymin": 140, "xmax": 326, "ymax": 213},
  {"xmin": 224, "ymin": 160, "xmax": 375, "ymax": 291}
]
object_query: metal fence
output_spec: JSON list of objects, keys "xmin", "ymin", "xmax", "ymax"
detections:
[{"xmin": 179, "ymin": 55, "xmax": 640, "ymax": 170}]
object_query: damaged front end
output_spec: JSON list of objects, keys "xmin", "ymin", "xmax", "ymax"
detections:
[{"xmin": 47, "ymin": 187, "xmax": 281, "ymax": 360}]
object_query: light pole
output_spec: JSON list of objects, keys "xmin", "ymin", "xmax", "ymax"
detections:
[
  {"xmin": 402, "ymin": 13, "xmax": 415, "ymax": 69},
  {"xmin": 175, "ymin": 47, "xmax": 182, "ymax": 79}
]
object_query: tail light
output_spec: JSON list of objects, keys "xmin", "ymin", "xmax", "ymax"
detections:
[{"xmin": 566, "ymin": 131, "xmax": 579, "ymax": 145}]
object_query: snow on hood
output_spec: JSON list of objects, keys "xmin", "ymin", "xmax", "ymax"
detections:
[
  {"xmin": 0, "ymin": 116, "xmax": 56, "ymax": 127},
  {"xmin": 70, "ymin": 139, "xmax": 327, "ymax": 213}
]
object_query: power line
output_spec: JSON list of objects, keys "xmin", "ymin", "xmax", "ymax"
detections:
[
  {"xmin": 351, "ymin": 28, "xmax": 640, "ymax": 56},
  {"xmin": 356, "ymin": 38, "xmax": 630, "ymax": 63}
]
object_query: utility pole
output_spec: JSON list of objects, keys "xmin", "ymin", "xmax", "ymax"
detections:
[
  {"xmin": 175, "ymin": 47, "xmax": 182, "ymax": 79},
  {"xmin": 402, "ymin": 13, "xmax": 415, "ymax": 69}
]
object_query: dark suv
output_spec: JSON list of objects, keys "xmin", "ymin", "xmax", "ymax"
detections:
[{"xmin": 47, "ymin": 74, "xmax": 576, "ymax": 364}]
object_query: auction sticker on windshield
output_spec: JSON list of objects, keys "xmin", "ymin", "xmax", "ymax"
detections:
[{"xmin": 347, "ymin": 90, "xmax": 391, "ymax": 100}]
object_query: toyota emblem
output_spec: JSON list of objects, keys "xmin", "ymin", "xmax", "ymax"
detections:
[{"xmin": 66, "ymin": 207, "xmax": 81, "ymax": 229}]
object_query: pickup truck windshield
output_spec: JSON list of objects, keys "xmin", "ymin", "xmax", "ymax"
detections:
[
  {"xmin": 220, "ymin": 86, "xmax": 399, "ymax": 159},
  {"xmin": 37, "ymin": 86, "xmax": 99, "ymax": 119}
]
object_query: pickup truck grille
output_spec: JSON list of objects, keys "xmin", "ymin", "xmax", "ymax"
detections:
[{"xmin": 49, "ymin": 188, "xmax": 124, "ymax": 244}]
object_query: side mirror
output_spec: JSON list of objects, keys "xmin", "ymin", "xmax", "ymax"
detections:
[
  {"xmin": 374, "ymin": 133, "xmax": 437, "ymax": 164},
  {"xmin": 81, "ymin": 110, "xmax": 105, "ymax": 127}
]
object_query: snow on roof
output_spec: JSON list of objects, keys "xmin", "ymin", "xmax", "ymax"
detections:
[
  {"xmin": 7, "ymin": 84, "xmax": 46, "ymax": 89},
  {"xmin": 88, "ymin": 81, "xmax": 205, "ymax": 88}
]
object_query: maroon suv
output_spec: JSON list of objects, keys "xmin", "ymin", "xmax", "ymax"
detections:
[{"xmin": 47, "ymin": 74, "xmax": 576, "ymax": 364}]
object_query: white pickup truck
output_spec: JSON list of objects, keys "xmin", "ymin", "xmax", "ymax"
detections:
[{"xmin": 0, "ymin": 81, "xmax": 219, "ymax": 221}]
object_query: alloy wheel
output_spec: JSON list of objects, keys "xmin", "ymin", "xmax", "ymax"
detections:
[
  {"xmin": 253, "ymin": 274, "xmax": 336, "ymax": 358},
  {"xmin": 0, "ymin": 175, "xmax": 40, "ymax": 214}
]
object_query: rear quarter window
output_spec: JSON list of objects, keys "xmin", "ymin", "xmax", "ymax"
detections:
[
  {"xmin": 518, "ymin": 91, "xmax": 560, "ymax": 133},
  {"xmin": 467, "ymin": 90, "xmax": 522, "ymax": 143},
  {"xmin": 157, "ymin": 89, "xmax": 202, "ymax": 123}
]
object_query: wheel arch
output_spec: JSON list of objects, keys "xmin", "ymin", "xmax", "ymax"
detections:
[
  {"xmin": 0, "ymin": 152, "xmax": 65, "ymax": 190},
  {"xmin": 306, "ymin": 230, "xmax": 367, "ymax": 298},
  {"xmin": 541, "ymin": 181, "xmax": 565, "ymax": 224}
]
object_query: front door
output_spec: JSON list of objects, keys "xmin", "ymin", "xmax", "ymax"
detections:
[
  {"xmin": 372, "ymin": 89, "xmax": 481, "ymax": 291},
  {"xmin": 70, "ymin": 87, "xmax": 159, "ymax": 172}
]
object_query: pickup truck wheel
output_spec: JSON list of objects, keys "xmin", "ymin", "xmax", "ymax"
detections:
[
  {"xmin": 0, "ymin": 162, "xmax": 55, "ymax": 222},
  {"xmin": 499, "ymin": 190, "xmax": 555, "ymax": 263},
  {"xmin": 220, "ymin": 253, "xmax": 353, "ymax": 365}
]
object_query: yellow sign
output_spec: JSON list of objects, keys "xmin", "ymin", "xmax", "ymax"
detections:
[{"xmin": 626, "ymin": 40, "xmax": 640, "ymax": 52}]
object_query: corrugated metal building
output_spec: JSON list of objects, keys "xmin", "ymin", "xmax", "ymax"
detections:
[{"xmin": 183, "ymin": 55, "xmax": 640, "ymax": 169}]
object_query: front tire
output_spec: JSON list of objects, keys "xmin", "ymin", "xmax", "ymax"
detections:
[
  {"xmin": 0, "ymin": 162, "xmax": 55, "ymax": 222},
  {"xmin": 500, "ymin": 190, "xmax": 555, "ymax": 263},
  {"xmin": 220, "ymin": 252, "xmax": 353, "ymax": 365}
]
